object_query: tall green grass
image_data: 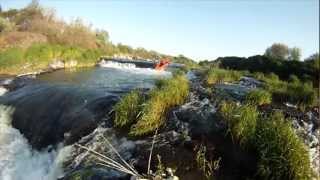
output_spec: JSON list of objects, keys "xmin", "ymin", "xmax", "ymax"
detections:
[
  {"xmin": 245, "ymin": 89, "xmax": 272, "ymax": 106},
  {"xmin": 219, "ymin": 101, "xmax": 313, "ymax": 179},
  {"xmin": 129, "ymin": 74, "xmax": 189, "ymax": 136},
  {"xmin": 255, "ymin": 112, "xmax": 312, "ymax": 179},
  {"xmin": 253, "ymin": 73, "xmax": 316, "ymax": 108},
  {"xmin": 205, "ymin": 68, "xmax": 242, "ymax": 85},
  {"xmin": 219, "ymin": 101, "xmax": 258, "ymax": 148},
  {"xmin": 114, "ymin": 90, "xmax": 142, "ymax": 128}
]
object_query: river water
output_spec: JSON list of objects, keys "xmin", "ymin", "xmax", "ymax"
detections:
[{"xmin": 0, "ymin": 62, "xmax": 171, "ymax": 180}]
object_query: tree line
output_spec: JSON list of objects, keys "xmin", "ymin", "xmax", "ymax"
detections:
[{"xmin": 200, "ymin": 43, "xmax": 319, "ymax": 86}]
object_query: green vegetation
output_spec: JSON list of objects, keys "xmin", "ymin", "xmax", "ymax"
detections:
[
  {"xmin": 220, "ymin": 101, "xmax": 258, "ymax": 148},
  {"xmin": 171, "ymin": 55, "xmax": 199, "ymax": 71},
  {"xmin": 114, "ymin": 90, "xmax": 142, "ymax": 128},
  {"xmin": 205, "ymin": 68, "xmax": 242, "ymax": 85},
  {"xmin": 130, "ymin": 74, "xmax": 189, "ymax": 135},
  {"xmin": 218, "ymin": 100, "xmax": 313, "ymax": 179},
  {"xmin": 0, "ymin": 1, "xmax": 196, "ymax": 74},
  {"xmin": 0, "ymin": 43, "xmax": 102, "ymax": 74},
  {"xmin": 245, "ymin": 89, "xmax": 272, "ymax": 105},
  {"xmin": 257, "ymin": 73, "xmax": 317, "ymax": 108},
  {"xmin": 211, "ymin": 53, "xmax": 318, "ymax": 86},
  {"xmin": 194, "ymin": 144, "xmax": 220, "ymax": 180},
  {"xmin": 113, "ymin": 73, "xmax": 189, "ymax": 136},
  {"xmin": 255, "ymin": 112, "xmax": 312, "ymax": 180}
]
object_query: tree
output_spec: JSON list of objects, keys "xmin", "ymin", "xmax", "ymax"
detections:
[
  {"xmin": 305, "ymin": 53, "xmax": 319, "ymax": 61},
  {"xmin": 288, "ymin": 47, "xmax": 301, "ymax": 61},
  {"xmin": 305, "ymin": 53, "xmax": 319, "ymax": 72},
  {"xmin": 96, "ymin": 30, "xmax": 109, "ymax": 43},
  {"xmin": 264, "ymin": 43, "xmax": 289, "ymax": 60}
]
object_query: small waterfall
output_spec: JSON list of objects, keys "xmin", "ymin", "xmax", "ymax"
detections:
[
  {"xmin": 98, "ymin": 60, "xmax": 171, "ymax": 76},
  {"xmin": 0, "ymin": 105, "xmax": 71, "ymax": 180}
]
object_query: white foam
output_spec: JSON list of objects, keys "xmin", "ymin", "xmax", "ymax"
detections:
[
  {"xmin": 0, "ymin": 87, "xmax": 7, "ymax": 96},
  {"xmin": 0, "ymin": 105, "xmax": 71, "ymax": 180},
  {"xmin": 99, "ymin": 60, "xmax": 171, "ymax": 76}
]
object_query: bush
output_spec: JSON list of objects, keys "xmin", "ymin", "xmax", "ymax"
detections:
[
  {"xmin": 272, "ymin": 82, "xmax": 316, "ymax": 108},
  {"xmin": 258, "ymin": 73, "xmax": 316, "ymax": 108},
  {"xmin": 255, "ymin": 112, "xmax": 312, "ymax": 179},
  {"xmin": 130, "ymin": 74, "xmax": 189, "ymax": 136},
  {"xmin": 245, "ymin": 89, "xmax": 272, "ymax": 105},
  {"xmin": 288, "ymin": 74, "xmax": 300, "ymax": 84},
  {"xmin": 205, "ymin": 68, "xmax": 241, "ymax": 85},
  {"xmin": 217, "ymin": 55, "xmax": 317, "ymax": 85},
  {"xmin": 114, "ymin": 90, "xmax": 142, "ymax": 128},
  {"xmin": 0, "ymin": 47, "xmax": 24, "ymax": 68},
  {"xmin": 219, "ymin": 101, "xmax": 258, "ymax": 147},
  {"xmin": 0, "ymin": 16, "xmax": 14, "ymax": 32}
]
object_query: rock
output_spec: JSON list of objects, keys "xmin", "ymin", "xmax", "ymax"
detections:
[
  {"xmin": 214, "ymin": 83, "xmax": 252, "ymax": 101},
  {"xmin": 62, "ymin": 127, "xmax": 136, "ymax": 180},
  {"xmin": 4, "ymin": 75, "xmax": 36, "ymax": 91},
  {"xmin": 239, "ymin": 76, "xmax": 262, "ymax": 89},
  {"xmin": 65, "ymin": 60, "xmax": 78, "ymax": 68},
  {"xmin": 174, "ymin": 97, "xmax": 225, "ymax": 136},
  {"xmin": 291, "ymin": 116, "xmax": 320, "ymax": 177},
  {"xmin": 49, "ymin": 60, "xmax": 65, "ymax": 70}
]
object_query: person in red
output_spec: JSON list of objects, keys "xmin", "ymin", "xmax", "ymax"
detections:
[{"xmin": 155, "ymin": 58, "xmax": 170, "ymax": 70}]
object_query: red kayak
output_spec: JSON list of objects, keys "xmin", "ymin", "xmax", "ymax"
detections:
[{"xmin": 155, "ymin": 58, "xmax": 170, "ymax": 70}]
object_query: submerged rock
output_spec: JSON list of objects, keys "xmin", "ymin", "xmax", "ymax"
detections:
[{"xmin": 0, "ymin": 84, "xmax": 119, "ymax": 150}]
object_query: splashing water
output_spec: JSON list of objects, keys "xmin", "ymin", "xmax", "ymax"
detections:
[
  {"xmin": 0, "ymin": 105, "xmax": 71, "ymax": 180},
  {"xmin": 0, "ymin": 87, "xmax": 7, "ymax": 96},
  {"xmin": 98, "ymin": 60, "xmax": 171, "ymax": 76}
]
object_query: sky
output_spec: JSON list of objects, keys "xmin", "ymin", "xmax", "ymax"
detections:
[{"xmin": 1, "ymin": 0, "xmax": 319, "ymax": 61}]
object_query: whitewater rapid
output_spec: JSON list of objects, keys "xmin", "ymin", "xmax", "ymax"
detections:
[
  {"xmin": 0, "ymin": 104, "xmax": 71, "ymax": 180},
  {"xmin": 0, "ymin": 62, "xmax": 172, "ymax": 180},
  {"xmin": 98, "ymin": 60, "xmax": 171, "ymax": 76}
]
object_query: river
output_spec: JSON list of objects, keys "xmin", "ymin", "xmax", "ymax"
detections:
[{"xmin": 0, "ymin": 62, "xmax": 171, "ymax": 180}]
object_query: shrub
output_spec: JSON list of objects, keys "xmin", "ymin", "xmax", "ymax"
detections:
[
  {"xmin": 259, "ymin": 73, "xmax": 316, "ymax": 108},
  {"xmin": 0, "ymin": 47, "xmax": 24, "ymax": 68},
  {"xmin": 130, "ymin": 74, "xmax": 189, "ymax": 136},
  {"xmin": 245, "ymin": 89, "xmax": 272, "ymax": 105},
  {"xmin": 114, "ymin": 90, "xmax": 142, "ymax": 128},
  {"xmin": 219, "ymin": 101, "xmax": 258, "ymax": 147},
  {"xmin": 288, "ymin": 74, "xmax": 300, "ymax": 84},
  {"xmin": 255, "ymin": 112, "xmax": 312, "ymax": 179},
  {"xmin": 272, "ymin": 82, "xmax": 316, "ymax": 108},
  {"xmin": 0, "ymin": 16, "xmax": 14, "ymax": 32},
  {"xmin": 252, "ymin": 72, "xmax": 265, "ymax": 80},
  {"xmin": 205, "ymin": 68, "xmax": 241, "ymax": 85}
]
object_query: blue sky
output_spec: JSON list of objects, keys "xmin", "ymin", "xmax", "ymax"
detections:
[{"xmin": 1, "ymin": 0, "xmax": 319, "ymax": 61}]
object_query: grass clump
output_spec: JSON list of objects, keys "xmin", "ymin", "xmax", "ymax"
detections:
[
  {"xmin": 272, "ymin": 82, "xmax": 316, "ymax": 108},
  {"xmin": 219, "ymin": 101, "xmax": 259, "ymax": 147},
  {"xmin": 205, "ymin": 68, "xmax": 242, "ymax": 85},
  {"xmin": 194, "ymin": 144, "xmax": 220, "ymax": 180},
  {"xmin": 245, "ymin": 89, "xmax": 272, "ymax": 105},
  {"xmin": 114, "ymin": 90, "xmax": 142, "ymax": 128},
  {"xmin": 129, "ymin": 74, "xmax": 189, "ymax": 136},
  {"xmin": 255, "ymin": 112, "xmax": 312, "ymax": 179},
  {"xmin": 219, "ymin": 102, "xmax": 313, "ymax": 179},
  {"xmin": 256, "ymin": 73, "xmax": 317, "ymax": 108}
]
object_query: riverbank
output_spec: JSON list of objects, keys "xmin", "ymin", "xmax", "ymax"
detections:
[{"xmin": 0, "ymin": 66, "xmax": 318, "ymax": 180}]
